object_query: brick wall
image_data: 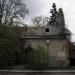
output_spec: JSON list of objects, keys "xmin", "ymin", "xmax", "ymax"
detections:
[{"xmin": 24, "ymin": 38, "xmax": 70, "ymax": 67}]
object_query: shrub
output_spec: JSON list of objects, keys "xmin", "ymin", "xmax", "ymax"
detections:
[
  {"xmin": 0, "ymin": 38, "xmax": 16, "ymax": 69},
  {"xmin": 58, "ymin": 32, "xmax": 66, "ymax": 37},
  {"xmin": 25, "ymin": 45, "xmax": 50, "ymax": 70}
]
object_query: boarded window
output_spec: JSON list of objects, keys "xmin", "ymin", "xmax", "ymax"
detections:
[
  {"xmin": 25, "ymin": 47, "xmax": 33, "ymax": 53},
  {"xmin": 45, "ymin": 28, "xmax": 49, "ymax": 32}
]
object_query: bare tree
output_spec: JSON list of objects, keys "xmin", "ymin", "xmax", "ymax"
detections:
[
  {"xmin": 32, "ymin": 16, "xmax": 42, "ymax": 27},
  {"xmin": 0, "ymin": 0, "xmax": 29, "ymax": 27},
  {"xmin": 42, "ymin": 17, "xmax": 49, "ymax": 26},
  {"xmin": 32, "ymin": 16, "xmax": 49, "ymax": 27}
]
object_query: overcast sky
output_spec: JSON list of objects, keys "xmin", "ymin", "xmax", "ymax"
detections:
[{"xmin": 23, "ymin": 0, "xmax": 75, "ymax": 42}]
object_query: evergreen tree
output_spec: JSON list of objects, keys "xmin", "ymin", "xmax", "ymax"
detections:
[{"xmin": 49, "ymin": 3, "xmax": 57, "ymax": 25}]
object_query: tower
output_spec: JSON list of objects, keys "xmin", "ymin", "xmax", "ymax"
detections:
[{"xmin": 57, "ymin": 8, "xmax": 65, "ymax": 32}]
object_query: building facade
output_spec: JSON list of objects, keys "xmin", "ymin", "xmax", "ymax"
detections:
[{"xmin": 18, "ymin": 3, "xmax": 71, "ymax": 67}]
